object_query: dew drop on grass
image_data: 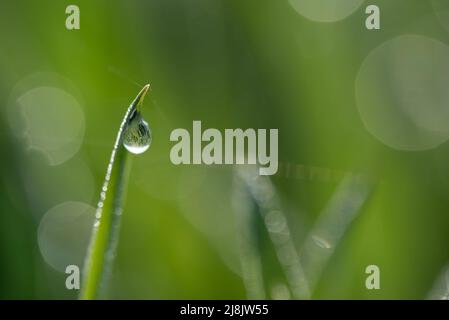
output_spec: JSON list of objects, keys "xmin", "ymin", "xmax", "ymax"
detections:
[
  {"xmin": 123, "ymin": 109, "xmax": 152, "ymax": 154},
  {"xmin": 312, "ymin": 235, "xmax": 332, "ymax": 249}
]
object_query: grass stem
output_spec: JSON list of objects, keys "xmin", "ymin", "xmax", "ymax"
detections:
[{"xmin": 80, "ymin": 85, "xmax": 150, "ymax": 299}]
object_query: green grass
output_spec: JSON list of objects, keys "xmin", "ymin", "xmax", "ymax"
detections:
[{"xmin": 80, "ymin": 85, "xmax": 150, "ymax": 299}]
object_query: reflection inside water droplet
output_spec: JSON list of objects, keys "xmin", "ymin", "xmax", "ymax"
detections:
[{"xmin": 123, "ymin": 110, "xmax": 152, "ymax": 154}]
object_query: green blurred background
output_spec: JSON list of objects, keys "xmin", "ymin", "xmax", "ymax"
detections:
[{"xmin": 1, "ymin": 0, "xmax": 449, "ymax": 299}]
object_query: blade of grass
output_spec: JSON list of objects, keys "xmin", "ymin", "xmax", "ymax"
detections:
[
  {"xmin": 80, "ymin": 84, "xmax": 150, "ymax": 300},
  {"xmin": 232, "ymin": 170, "xmax": 266, "ymax": 299},
  {"xmin": 299, "ymin": 173, "xmax": 373, "ymax": 292},
  {"xmin": 235, "ymin": 165, "xmax": 310, "ymax": 300},
  {"xmin": 428, "ymin": 265, "xmax": 449, "ymax": 300}
]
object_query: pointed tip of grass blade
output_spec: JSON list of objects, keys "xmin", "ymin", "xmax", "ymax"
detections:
[{"xmin": 134, "ymin": 84, "xmax": 151, "ymax": 112}]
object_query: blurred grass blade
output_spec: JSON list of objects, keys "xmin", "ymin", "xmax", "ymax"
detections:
[
  {"xmin": 80, "ymin": 84, "xmax": 150, "ymax": 300},
  {"xmin": 428, "ymin": 265, "xmax": 449, "ymax": 300},
  {"xmin": 299, "ymin": 174, "xmax": 373, "ymax": 292},
  {"xmin": 232, "ymin": 171, "xmax": 266, "ymax": 299},
  {"xmin": 235, "ymin": 166, "xmax": 310, "ymax": 300}
]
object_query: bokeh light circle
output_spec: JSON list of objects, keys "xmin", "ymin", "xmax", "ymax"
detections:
[
  {"xmin": 7, "ymin": 72, "xmax": 85, "ymax": 165},
  {"xmin": 288, "ymin": 0, "xmax": 365, "ymax": 23},
  {"xmin": 38, "ymin": 201, "xmax": 94, "ymax": 272},
  {"xmin": 355, "ymin": 35, "xmax": 449, "ymax": 151}
]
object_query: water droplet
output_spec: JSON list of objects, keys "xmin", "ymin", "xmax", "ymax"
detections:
[
  {"xmin": 312, "ymin": 235, "xmax": 332, "ymax": 249},
  {"xmin": 123, "ymin": 110, "xmax": 152, "ymax": 154}
]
